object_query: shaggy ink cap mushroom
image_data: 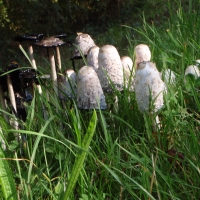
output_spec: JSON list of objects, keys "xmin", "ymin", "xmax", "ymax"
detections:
[
  {"xmin": 185, "ymin": 65, "xmax": 200, "ymax": 79},
  {"xmin": 59, "ymin": 69, "xmax": 77, "ymax": 100},
  {"xmin": 77, "ymin": 66, "xmax": 106, "ymax": 110},
  {"xmin": 121, "ymin": 56, "xmax": 135, "ymax": 90},
  {"xmin": 134, "ymin": 44, "xmax": 151, "ymax": 69},
  {"xmin": 35, "ymin": 37, "xmax": 66, "ymax": 95},
  {"xmin": 161, "ymin": 68, "xmax": 176, "ymax": 86},
  {"xmin": 87, "ymin": 46, "xmax": 100, "ymax": 72},
  {"xmin": 98, "ymin": 45, "xmax": 124, "ymax": 93},
  {"xmin": 73, "ymin": 33, "xmax": 96, "ymax": 57},
  {"xmin": 135, "ymin": 61, "xmax": 165, "ymax": 113}
]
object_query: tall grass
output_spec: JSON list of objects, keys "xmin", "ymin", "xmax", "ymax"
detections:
[{"xmin": 0, "ymin": 1, "xmax": 200, "ymax": 199}]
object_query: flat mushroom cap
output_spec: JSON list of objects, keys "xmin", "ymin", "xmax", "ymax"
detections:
[
  {"xmin": 74, "ymin": 33, "xmax": 96, "ymax": 57},
  {"xmin": 35, "ymin": 36, "xmax": 65, "ymax": 47},
  {"xmin": 135, "ymin": 61, "xmax": 165, "ymax": 113},
  {"xmin": 185, "ymin": 65, "xmax": 200, "ymax": 79},
  {"xmin": 87, "ymin": 46, "xmax": 100, "ymax": 72},
  {"xmin": 59, "ymin": 69, "xmax": 77, "ymax": 100},
  {"xmin": 98, "ymin": 45, "xmax": 124, "ymax": 92},
  {"xmin": 134, "ymin": 44, "xmax": 151, "ymax": 69},
  {"xmin": 77, "ymin": 66, "xmax": 106, "ymax": 110}
]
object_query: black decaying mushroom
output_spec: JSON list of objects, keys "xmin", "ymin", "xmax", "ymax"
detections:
[
  {"xmin": 15, "ymin": 34, "xmax": 43, "ymax": 70},
  {"xmin": 35, "ymin": 36, "xmax": 66, "ymax": 95}
]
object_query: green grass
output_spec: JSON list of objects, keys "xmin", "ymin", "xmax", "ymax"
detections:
[{"xmin": 0, "ymin": 1, "xmax": 200, "ymax": 199}]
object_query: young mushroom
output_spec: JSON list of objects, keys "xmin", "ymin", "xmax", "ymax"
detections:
[
  {"xmin": 185, "ymin": 65, "xmax": 200, "ymax": 79},
  {"xmin": 134, "ymin": 44, "xmax": 151, "ymax": 69},
  {"xmin": 98, "ymin": 45, "xmax": 124, "ymax": 113},
  {"xmin": 121, "ymin": 56, "xmax": 134, "ymax": 91},
  {"xmin": 77, "ymin": 66, "xmax": 106, "ymax": 110},
  {"xmin": 98, "ymin": 45, "xmax": 124, "ymax": 92},
  {"xmin": 73, "ymin": 32, "xmax": 96, "ymax": 57},
  {"xmin": 87, "ymin": 46, "xmax": 100, "ymax": 73},
  {"xmin": 59, "ymin": 69, "xmax": 77, "ymax": 101},
  {"xmin": 135, "ymin": 61, "xmax": 165, "ymax": 132}
]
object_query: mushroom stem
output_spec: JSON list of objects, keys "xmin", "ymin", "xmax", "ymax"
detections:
[
  {"xmin": 48, "ymin": 48, "xmax": 58, "ymax": 95},
  {"xmin": 56, "ymin": 46, "xmax": 62, "ymax": 72},
  {"xmin": 7, "ymin": 74, "xmax": 20, "ymax": 141},
  {"xmin": 0, "ymin": 84, "xmax": 8, "ymax": 122},
  {"xmin": 27, "ymin": 42, "xmax": 37, "ymax": 70}
]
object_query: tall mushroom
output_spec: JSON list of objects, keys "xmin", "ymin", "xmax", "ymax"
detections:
[
  {"xmin": 121, "ymin": 56, "xmax": 134, "ymax": 91},
  {"xmin": 87, "ymin": 46, "xmax": 100, "ymax": 72},
  {"xmin": 98, "ymin": 45, "xmax": 124, "ymax": 113},
  {"xmin": 15, "ymin": 34, "xmax": 43, "ymax": 94},
  {"xmin": 98, "ymin": 45, "xmax": 124, "ymax": 92},
  {"xmin": 71, "ymin": 33, "xmax": 96, "ymax": 71},
  {"xmin": 135, "ymin": 61, "xmax": 165, "ymax": 132},
  {"xmin": 77, "ymin": 66, "xmax": 106, "ymax": 110},
  {"xmin": 35, "ymin": 37, "xmax": 65, "ymax": 96},
  {"xmin": 134, "ymin": 44, "xmax": 151, "ymax": 69},
  {"xmin": 15, "ymin": 34, "xmax": 43, "ymax": 70},
  {"xmin": 74, "ymin": 33, "xmax": 96, "ymax": 57}
]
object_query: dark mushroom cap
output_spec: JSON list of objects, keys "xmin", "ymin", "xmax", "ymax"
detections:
[
  {"xmin": 15, "ymin": 34, "xmax": 44, "ymax": 42},
  {"xmin": 35, "ymin": 36, "xmax": 65, "ymax": 48}
]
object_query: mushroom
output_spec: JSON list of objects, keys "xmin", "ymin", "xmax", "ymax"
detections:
[
  {"xmin": 15, "ymin": 34, "xmax": 44, "ymax": 94},
  {"xmin": 161, "ymin": 68, "xmax": 176, "ymax": 85},
  {"xmin": 134, "ymin": 44, "xmax": 151, "ymax": 69},
  {"xmin": 87, "ymin": 46, "xmax": 100, "ymax": 72},
  {"xmin": 15, "ymin": 34, "xmax": 43, "ymax": 69},
  {"xmin": 35, "ymin": 37, "xmax": 66, "ymax": 95},
  {"xmin": 73, "ymin": 32, "xmax": 96, "ymax": 57},
  {"xmin": 59, "ymin": 69, "xmax": 77, "ymax": 100},
  {"xmin": 121, "ymin": 56, "xmax": 134, "ymax": 91},
  {"xmin": 185, "ymin": 65, "xmax": 200, "ymax": 79},
  {"xmin": 135, "ymin": 61, "xmax": 165, "ymax": 132},
  {"xmin": 77, "ymin": 66, "xmax": 106, "ymax": 110},
  {"xmin": 98, "ymin": 45, "xmax": 124, "ymax": 92},
  {"xmin": 98, "ymin": 45, "xmax": 124, "ymax": 113}
]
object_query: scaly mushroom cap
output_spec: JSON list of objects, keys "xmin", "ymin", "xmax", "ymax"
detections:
[
  {"xmin": 135, "ymin": 61, "xmax": 165, "ymax": 113},
  {"xmin": 185, "ymin": 65, "xmax": 200, "ymax": 79},
  {"xmin": 134, "ymin": 44, "xmax": 151, "ymax": 69},
  {"xmin": 121, "ymin": 56, "xmax": 135, "ymax": 90},
  {"xmin": 59, "ymin": 69, "xmax": 77, "ymax": 100},
  {"xmin": 87, "ymin": 46, "xmax": 100, "ymax": 72},
  {"xmin": 74, "ymin": 33, "xmax": 96, "ymax": 57},
  {"xmin": 98, "ymin": 45, "xmax": 124, "ymax": 92},
  {"xmin": 77, "ymin": 66, "xmax": 106, "ymax": 110}
]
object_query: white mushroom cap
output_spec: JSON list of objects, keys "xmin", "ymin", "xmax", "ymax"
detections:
[
  {"xmin": 161, "ymin": 68, "xmax": 176, "ymax": 85},
  {"xmin": 121, "ymin": 56, "xmax": 135, "ymax": 90},
  {"xmin": 77, "ymin": 66, "xmax": 106, "ymax": 110},
  {"xmin": 185, "ymin": 65, "xmax": 200, "ymax": 79},
  {"xmin": 74, "ymin": 33, "xmax": 96, "ymax": 57},
  {"xmin": 121, "ymin": 56, "xmax": 134, "ymax": 73},
  {"xmin": 134, "ymin": 44, "xmax": 151, "ymax": 69},
  {"xmin": 135, "ymin": 61, "xmax": 165, "ymax": 113},
  {"xmin": 98, "ymin": 45, "xmax": 124, "ymax": 92},
  {"xmin": 59, "ymin": 69, "xmax": 77, "ymax": 100},
  {"xmin": 87, "ymin": 46, "xmax": 100, "ymax": 72}
]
